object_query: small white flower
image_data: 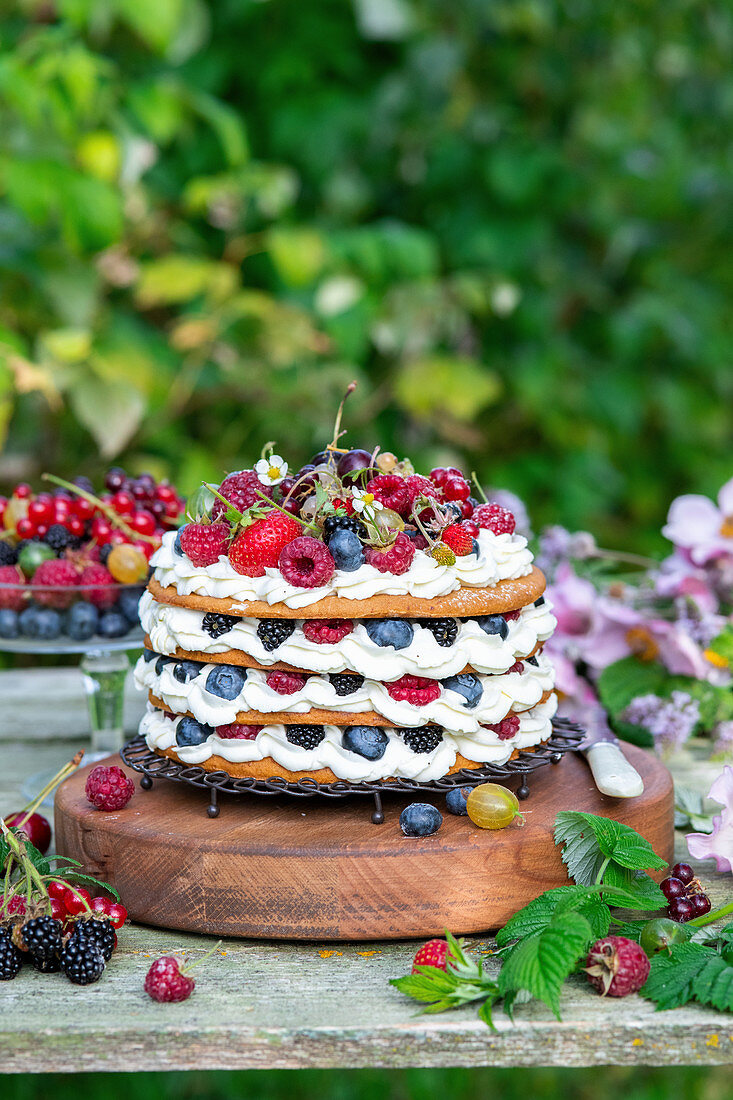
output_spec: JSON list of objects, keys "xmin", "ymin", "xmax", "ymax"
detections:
[
  {"xmin": 255, "ymin": 455, "xmax": 288, "ymax": 486},
  {"xmin": 351, "ymin": 487, "xmax": 384, "ymax": 520}
]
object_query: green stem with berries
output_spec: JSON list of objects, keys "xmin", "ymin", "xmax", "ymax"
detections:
[
  {"xmin": 42, "ymin": 473, "xmax": 158, "ymax": 545},
  {"xmin": 12, "ymin": 751, "xmax": 83, "ymax": 831},
  {"xmin": 688, "ymin": 898, "xmax": 733, "ymax": 929}
]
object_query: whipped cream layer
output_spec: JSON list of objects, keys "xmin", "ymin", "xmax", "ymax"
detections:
[
  {"xmin": 151, "ymin": 527, "xmax": 534, "ymax": 608},
  {"xmin": 141, "ymin": 696, "xmax": 558, "ymax": 782},
  {"xmin": 135, "ymin": 650, "xmax": 555, "ymax": 734},
  {"xmin": 139, "ymin": 591, "xmax": 555, "ymax": 679}
]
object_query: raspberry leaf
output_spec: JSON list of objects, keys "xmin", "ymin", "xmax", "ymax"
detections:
[
  {"xmin": 498, "ymin": 911, "xmax": 593, "ymax": 1019},
  {"xmin": 555, "ymin": 811, "xmax": 667, "ymax": 883},
  {"xmin": 496, "ymin": 885, "xmax": 610, "ymax": 947},
  {"xmin": 642, "ymin": 943, "xmax": 714, "ymax": 1010}
]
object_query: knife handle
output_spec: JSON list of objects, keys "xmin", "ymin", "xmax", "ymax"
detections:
[{"xmin": 584, "ymin": 741, "xmax": 644, "ymax": 798}]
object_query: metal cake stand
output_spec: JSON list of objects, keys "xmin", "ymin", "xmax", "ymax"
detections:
[{"xmin": 121, "ymin": 716, "xmax": 585, "ymax": 823}]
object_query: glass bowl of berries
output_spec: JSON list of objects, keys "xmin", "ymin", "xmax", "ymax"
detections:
[{"xmin": 0, "ymin": 468, "xmax": 185, "ymax": 758}]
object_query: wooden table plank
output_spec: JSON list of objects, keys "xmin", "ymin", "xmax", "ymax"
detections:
[{"xmin": 1, "ymin": 669, "xmax": 731, "ymax": 1072}]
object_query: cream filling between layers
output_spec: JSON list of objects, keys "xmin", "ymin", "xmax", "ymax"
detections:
[
  {"xmin": 151, "ymin": 528, "xmax": 534, "ymax": 608},
  {"xmin": 141, "ymin": 695, "xmax": 558, "ymax": 782},
  {"xmin": 139, "ymin": 591, "xmax": 555, "ymax": 679},
  {"xmin": 135, "ymin": 651, "xmax": 555, "ymax": 734}
]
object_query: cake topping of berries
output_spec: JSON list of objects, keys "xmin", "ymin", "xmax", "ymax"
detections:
[
  {"xmin": 211, "ymin": 470, "xmax": 272, "ymax": 520},
  {"xmin": 365, "ymin": 474, "xmax": 410, "ymax": 516},
  {"xmin": 285, "ymin": 724, "xmax": 326, "ymax": 750},
  {"xmin": 85, "ymin": 764, "xmax": 135, "ymax": 811},
  {"xmin": 302, "ymin": 618, "xmax": 353, "ymax": 644},
  {"xmin": 419, "ymin": 617, "xmax": 458, "ymax": 647},
  {"xmin": 441, "ymin": 524, "xmax": 475, "ymax": 557},
  {"xmin": 485, "ymin": 714, "xmax": 521, "ymax": 741},
  {"xmin": 202, "ymin": 612, "xmax": 240, "ymax": 638},
  {"xmin": 180, "ymin": 522, "xmax": 230, "ymax": 567},
  {"xmin": 364, "ymin": 531, "xmax": 415, "ymax": 575},
  {"xmin": 256, "ymin": 618, "xmax": 296, "ymax": 651},
  {"xmin": 328, "ymin": 672, "xmax": 365, "ymax": 696},
  {"xmin": 216, "ymin": 723, "xmax": 262, "ymax": 740},
  {"xmin": 229, "ymin": 512, "xmax": 302, "ymax": 577},
  {"xmin": 386, "ymin": 675, "xmax": 441, "ymax": 705},
  {"xmin": 402, "ymin": 725, "xmax": 444, "ymax": 753},
  {"xmin": 266, "ymin": 670, "xmax": 309, "ymax": 694},
  {"xmin": 473, "ymin": 502, "xmax": 516, "ymax": 535},
  {"xmin": 279, "ymin": 536, "xmax": 335, "ymax": 588}
]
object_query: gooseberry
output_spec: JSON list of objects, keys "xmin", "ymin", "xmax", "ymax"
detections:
[{"xmin": 465, "ymin": 783, "xmax": 524, "ymax": 830}]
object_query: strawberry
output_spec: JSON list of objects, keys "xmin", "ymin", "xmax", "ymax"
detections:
[
  {"xmin": 228, "ymin": 512, "xmax": 302, "ymax": 577},
  {"xmin": 441, "ymin": 524, "xmax": 474, "ymax": 557},
  {"xmin": 180, "ymin": 522, "xmax": 230, "ymax": 567},
  {"xmin": 411, "ymin": 938, "xmax": 453, "ymax": 974}
]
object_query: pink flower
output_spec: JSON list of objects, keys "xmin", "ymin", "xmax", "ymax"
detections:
[
  {"xmin": 662, "ymin": 478, "xmax": 733, "ymax": 565},
  {"xmin": 653, "ymin": 552, "xmax": 719, "ymax": 614},
  {"xmin": 687, "ymin": 766, "xmax": 733, "ymax": 873}
]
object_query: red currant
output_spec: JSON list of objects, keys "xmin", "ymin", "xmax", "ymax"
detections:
[
  {"xmin": 47, "ymin": 880, "xmax": 69, "ymax": 904},
  {"xmin": 64, "ymin": 886, "xmax": 92, "ymax": 916},
  {"xmin": 0, "ymin": 496, "xmax": 7, "ymax": 518},
  {"xmin": 28, "ymin": 498, "xmax": 53, "ymax": 525},
  {"xmin": 155, "ymin": 484, "xmax": 177, "ymax": 504},
  {"xmin": 130, "ymin": 509, "xmax": 156, "ymax": 536},
  {"xmin": 49, "ymin": 897, "xmax": 66, "ymax": 921},
  {"xmin": 90, "ymin": 895, "xmax": 112, "ymax": 916},
  {"xmin": 672, "ymin": 862, "xmax": 695, "ymax": 885},
  {"xmin": 91, "ymin": 517, "xmax": 114, "ymax": 544},
  {"xmin": 67, "ymin": 517, "xmax": 85, "ymax": 538},
  {"xmin": 660, "ymin": 876, "xmax": 686, "ymax": 901},
  {"xmin": 16, "ymin": 517, "xmax": 36, "ymax": 538},
  {"xmin": 14, "ymin": 483, "xmax": 32, "ymax": 499},
  {"xmin": 107, "ymin": 902, "xmax": 128, "ymax": 929},
  {"xmin": 74, "ymin": 498, "xmax": 96, "ymax": 522},
  {"xmin": 442, "ymin": 475, "xmax": 471, "ymax": 502},
  {"xmin": 112, "ymin": 491, "xmax": 135, "ymax": 516}
]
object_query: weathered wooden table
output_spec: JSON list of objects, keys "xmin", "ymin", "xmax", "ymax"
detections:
[{"xmin": 1, "ymin": 668, "xmax": 731, "ymax": 1072}]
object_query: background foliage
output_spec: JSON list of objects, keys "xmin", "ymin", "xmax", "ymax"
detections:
[{"xmin": 1, "ymin": 0, "xmax": 731, "ymax": 551}]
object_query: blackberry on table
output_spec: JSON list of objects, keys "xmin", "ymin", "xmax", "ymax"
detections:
[
  {"xmin": 328, "ymin": 673, "xmax": 365, "ymax": 696},
  {"xmin": 72, "ymin": 917, "xmax": 116, "ymax": 962},
  {"xmin": 0, "ymin": 933, "xmax": 22, "ymax": 980},
  {"xmin": 402, "ymin": 726, "xmax": 444, "ymax": 754},
  {"xmin": 257, "ymin": 618, "xmax": 296, "ymax": 652},
  {"xmin": 22, "ymin": 916, "xmax": 63, "ymax": 960},
  {"xmin": 202, "ymin": 612, "xmax": 240, "ymax": 639},
  {"xmin": 44, "ymin": 524, "xmax": 73, "ymax": 552},
  {"xmin": 33, "ymin": 954, "xmax": 61, "ymax": 973},
  {"xmin": 0, "ymin": 541, "xmax": 18, "ymax": 566},
  {"xmin": 419, "ymin": 617, "xmax": 458, "ymax": 647},
  {"xmin": 60, "ymin": 937, "xmax": 106, "ymax": 985},
  {"xmin": 285, "ymin": 724, "xmax": 326, "ymax": 750},
  {"xmin": 322, "ymin": 515, "xmax": 367, "ymax": 542}
]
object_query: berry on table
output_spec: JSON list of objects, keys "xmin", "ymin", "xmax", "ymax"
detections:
[
  {"xmin": 256, "ymin": 617, "xmax": 296, "ymax": 651},
  {"xmin": 466, "ymin": 783, "xmax": 523, "ymax": 829},
  {"xmin": 667, "ymin": 897, "xmax": 695, "ymax": 923},
  {"xmin": 386, "ymin": 675, "xmax": 441, "ymax": 706},
  {"xmin": 585, "ymin": 936, "xmax": 650, "ymax": 997},
  {"xmin": 399, "ymin": 803, "xmax": 443, "ymax": 837},
  {"xmin": 473, "ymin": 503, "xmax": 516, "ymax": 535},
  {"xmin": 144, "ymin": 956, "xmax": 195, "ymax": 1003},
  {"xmin": 639, "ymin": 917, "xmax": 690, "ymax": 957},
  {"xmin": 341, "ymin": 725, "xmax": 388, "ymax": 760},
  {"xmin": 364, "ymin": 532, "xmax": 415, "ymax": 576},
  {"xmin": 72, "ymin": 916, "xmax": 116, "ymax": 962},
  {"xmin": 419, "ymin": 617, "xmax": 458, "ymax": 647},
  {"xmin": 18, "ymin": 915, "xmax": 63, "ymax": 960},
  {"xmin": 179, "ymin": 522, "xmax": 230, "ymax": 567},
  {"xmin": 445, "ymin": 787, "xmax": 470, "ymax": 815},
  {"xmin": 285, "ymin": 724, "xmax": 325, "ymax": 750},
  {"xmin": 671, "ymin": 862, "xmax": 695, "ymax": 885},
  {"xmin": 411, "ymin": 938, "xmax": 453, "ymax": 974},
  {"xmin": 278, "ymin": 536, "xmax": 335, "ymax": 588},
  {"xmin": 228, "ymin": 513, "xmax": 302, "ymax": 577},
  {"xmin": 660, "ymin": 876, "xmax": 686, "ymax": 902},
  {"xmin": 85, "ymin": 764, "xmax": 135, "ymax": 811},
  {"xmin": 690, "ymin": 893, "xmax": 712, "ymax": 917},
  {"xmin": 0, "ymin": 933, "xmax": 22, "ymax": 981},
  {"xmin": 60, "ymin": 937, "xmax": 106, "ymax": 985},
  {"xmin": 302, "ymin": 618, "xmax": 353, "ymax": 644}
]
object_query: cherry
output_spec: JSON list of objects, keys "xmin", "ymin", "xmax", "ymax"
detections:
[
  {"xmin": 660, "ymin": 876, "xmax": 686, "ymax": 902},
  {"xmin": 14, "ymin": 483, "xmax": 32, "ymax": 499},
  {"xmin": 671, "ymin": 862, "xmax": 695, "ymax": 885},
  {"xmin": 3, "ymin": 811, "xmax": 52, "ymax": 854},
  {"xmin": 15, "ymin": 517, "xmax": 36, "ymax": 538},
  {"xmin": 690, "ymin": 893, "xmax": 712, "ymax": 917},
  {"xmin": 668, "ymin": 897, "xmax": 695, "ymax": 923},
  {"xmin": 336, "ymin": 449, "xmax": 376, "ymax": 482}
]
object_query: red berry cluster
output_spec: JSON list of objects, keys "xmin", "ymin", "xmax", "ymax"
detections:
[
  {"xmin": 45, "ymin": 882, "xmax": 128, "ymax": 932},
  {"xmin": 660, "ymin": 862, "xmax": 711, "ymax": 922}
]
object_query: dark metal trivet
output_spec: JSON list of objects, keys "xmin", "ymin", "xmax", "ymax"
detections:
[{"xmin": 121, "ymin": 716, "xmax": 584, "ymax": 824}]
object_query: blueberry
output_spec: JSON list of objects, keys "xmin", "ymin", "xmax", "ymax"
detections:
[
  {"xmin": 155, "ymin": 655, "xmax": 172, "ymax": 675},
  {"xmin": 399, "ymin": 803, "xmax": 443, "ymax": 837},
  {"xmin": 176, "ymin": 716, "xmax": 214, "ymax": 746},
  {"xmin": 173, "ymin": 526, "xmax": 187, "ymax": 556},
  {"xmin": 476, "ymin": 614, "xmax": 508, "ymax": 640},
  {"xmin": 19, "ymin": 606, "xmax": 62, "ymax": 640},
  {"xmin": 0, "ymin": 609, "xmax": 19, "ymax": 638},
  {"xmin": 65, "ymin": 602, "xmax": 99, "ymax": 641},
  {"xmin": 98, "ymin": 610, "xmax": 129, "ymax": 638},
  {"xmin": 446, "ymin": 788, "xmax": 470, "ymax": 816},
  {"xmin": 471, "ymin": 538, "xmax": 480, "ymax": 557},
  {"xmin": 364, "ymin": 619, "xmax": 414, "ymax": 650},
  {"xmin": 173, "ymin": 660, "xmax": 203, "ymax": 684},
  {"xmin": 342, "ymin": 725, "xmax": 388, "ymax": 761},
  {"xmin": 327, "ymin": 528, "xmax": 364, "ymax": 572},
  {"xmin": 441, "ymin": 673, "xmax": 482, "ymax": 709},
  {"xmin": 117, "ymin": 587, "xmax": 144, "ymax": 625},
  {"xmin": 143, "ymin": 649, "xmax": 157, "ymax": 663},
  {"xmin": 205, "ymin": 664, "xmax": 246, "ymax": 700}
]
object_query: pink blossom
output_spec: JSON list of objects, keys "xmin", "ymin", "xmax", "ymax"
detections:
[
  {"xmin": 653, "ymin": 552, "xmax": 719, "ymax": 614},
  {"xmin": 687, "ymin": 766, "xmax": 733, "ymax": 873},
  {"xmin": 662, "ymin": 478, "xmax": 733, "ymax": 565}
]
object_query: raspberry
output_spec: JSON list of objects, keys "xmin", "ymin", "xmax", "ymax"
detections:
[
  {"xmin": 485, "ymin": 714, "xmax": 520, "ymax": 741},
  {"xmin": 0, "ymin": 565, "xmax": 25, "ymax": 610},
  {"xmin": 279, "ymin": 536, "xmax": 335, "ymax": 588},
  {"xmin": 144, "ymin": 956, "xmax": 195, "ymax": 1003},
  {"xmin": 211, "ymin": 470, "xmax": 272, "ymax": 520},
  {"xmin": 180, "ymin": 522, "xmax": 230, "ymax": 567},
  {"xmin": 386, "ymin": 675, "xmax": 441, "ymax": 705},
  {"xmin": 216, "ymin": 724, "xmax": 262, "ymax": 739},
  {"xmin": 585, "ymin": 936, "xmax": 650, "ymax": 997},
  {"xmin": 404, "ymin": 475, "xmax": 441, "ymax": 509},
  {"xmin": 441, "ymin": 524, "xmax": 474, "ymax": 556},
  {"xmin": 504, "ymin": 609, "xmax": 521, "ymax": 621},
  {"xmin": 32, "ymin": 558, "xmax": 78, "ymax": 609},
  {"xmin": 79, "ymin": 564, "xmax": 116, "ymax": 609},
  {"xmin": 506, "ymin": 661, "xmax": 524, "ymax": 674},
  {"xmin": 229, "ymin": 512, "xmax": 302, "ymax": 577},
  {"xmin": 473, "ymin": 502, "xmax": 516, "ymax": 535},
  {"xmin": 365, "ymin": 475, "xmax": 410, "ymax": 515},
  {"xmin": 85, "ymin": 764, "xmax": 135, "ymax": 811},
  {"xmin": 411, "ymin": 938, "xmax": 453, "ymax": 974},
  {"xmin": 302, "ymin": 618, "xmax": 353, "ymax": 644},
  {"xmin": 266, "ymin": 670, "xmax": 309, "ymax": 694},
  {"xmin": 364, "ymin": 532, "xmax": 415, "ymax": 575}
]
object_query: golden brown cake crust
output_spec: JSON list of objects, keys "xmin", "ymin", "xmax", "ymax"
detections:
[{"xmin": 147, "ymin": 567, "xmax": 546, "ymax": 620}]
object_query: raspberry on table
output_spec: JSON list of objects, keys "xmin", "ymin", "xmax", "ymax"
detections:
[
  {"xmin": 328, "ymin": 673, "xmax": 365, "ymax": 696},
  {"xmin": 256, "ymin": 618, "xmax": 296, "ymax": 651},
  {"xmin": 266, "ymin": 670, "xmax": 309, "ymax": 694},
  {"xmin": 202, "ymin": 612, "xmax": 240, "ymax": 638},
  {"xmin": 144, "ymin": 956, "xmax": 195, "ymax": 1002},
  {"xmin": 0, "ymin": 565, "xmax": 26, "ymax": 610},
  {"xmin": 585, "ymin": 936, "xmax": 650, "ymax": 997},
  {"xmin": 31, "ymin": 558, "xmax": 78, "ymax": 609},
  {"xmin": 386, "ymin": 675, "xmax": 441, "ymax": 706},
  {"xmin": 285, "ymin": 724, "xmax": 326, "ymax": 750},
  {"xmin": 229, "ymin": 513, "xmax": 302, "ymax": 578},
  {"xmin": 79, "ymin": 563, "xmax": 116, "ymax": 608},
  {"xmin": 85, "ymin": 764, "xmax": 135, "ymax": 811},
  {"xmin": 365, "ymin": 474, "xmax": 410, "ymax": 515},
  {"xmin": 216, "ymin": 724, "xmax": 262, "ymax": 740},
  {"xmin": 419, "ymin": 617, "xmax": 458, "ymax": 647},
  {"xmin": 441, "ymin": 524, "xmax": 474, "ymax": 557},
  {"xmin": 484, "ymin": 714, "xmax": 521, "ymax": 741},
  {"xmin": 473, "ymin": 502, "xmax": 516, "ymax": 535},
  {"xmin": 302, "ymin": 618, "xmax": 353, "ymax": 644},
  {"xmin": 278, "ymin": 536, "xmax": 335, "ymax": 588},
  {"xmin": 211, "ymin": 470, "xmax": 272, "ymax": 520},
  {"xmin": 402, "ymin": 726, "xmax": 443, "ymax": 753},
  {"xmin": 364, "ymin": 532, "xmax": 415, "ymax": 575},
  {"xmin": 180, "ymin": 522, "xmax": 230, "ymax": 567},
  {"xmin": 411, "ymin": 938, "xmax": 453, "ymax": 974}
]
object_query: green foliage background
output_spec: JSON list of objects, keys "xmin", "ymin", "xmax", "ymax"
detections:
[{"xmin": 1, "ymin": 0, "xmax": 731, "ymax": 551}]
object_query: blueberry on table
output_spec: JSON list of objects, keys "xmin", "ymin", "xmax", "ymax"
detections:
[
  {"xmin": 476, "ymin": 614, "xmax": 508, "ymax": 639},
  {"xmin": 342, "ymin": 725, "xmax": 388, "ymax": 760},
  {"xmin": 205, "ymin": 664, "xmax": 246, "ymax": 699},
  {"xmin": 445, "ymin": 787, "xmax": 470, "ymax": 815},
  {"xmin": 441, "ymin": 673, "xmax": 482, "ymax": 709},
  {"xmin": 399, "ymin": 803, "xmax": 443, "ymax": 837},
  {"xmin": 364, "ymin": 619, "xmax": 414, "ymax": 650},
  {"xmin": 176, "ymin": 717, "xmax": 214, "ymax": 746}
]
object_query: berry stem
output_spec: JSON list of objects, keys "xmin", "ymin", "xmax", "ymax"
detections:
[
  {"xmin": 178, "ymin": 939, "xmax": 223, "ymax": 976},
  {"xmin": 595, "ymin": 856, "xmax": 612, "ymax": 886},
  {"xmin": 688, "ymin": 898, "xmax": 733, "ymax": 928},
  {"xmin": 14, "ymin": 751, "xmax": 84, "ymax": 827},
  {"xmin": 41, "ymin": 473, "xmax": 158, "ymax": 544},
  {"xmin": 328, "ymin": 380, "xmax": 357, "ymax": 452},
  {"xmin": 202, "ymin": 483, "xmax": 317, "ymax": 534},
  {"xmin": 470, "ymin": 473, "xmax": 488, "ymax": 504}
]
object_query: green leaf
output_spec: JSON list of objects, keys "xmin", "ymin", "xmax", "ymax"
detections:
[
  {"xmin": 597, "ymin": 658, "xmax": 668, "ymax": 719},
  {"xmin": 478, "ymin": 995, "xmax": 498, "ymax": 1030},
  {"xmin": 60, "ymin": 871, "xmax": 120, "ymax": 902},
  {"xmin": 498, "ymin": 911, "xmax": 593, "ymax": 1019},
  {"xmin": 118, "ymin": 0, "xmax": 185, "ymax": 53},
  {"xmin": 267, "ymin": 227, "xmax": 326, "ymax": 288},
  {"xmin": 496, "ymin": 885, "xmax": 610, "ymax": 946},
  {"xmin": 69, "ymin": 375, "xmax": 146, "ymax": 458},
  {"xmin": 394, "ymin": 356, "xmax": 501, "ymax": 422},
  {"xmin": 185, "ymin": 89, "xmax": 249, "ymax": 167},
  {"xmin": 601, "ymin": 865, "xmax": 667, "ymax": 910},
  {"xmin": 642, "ymin": 943, "xmax": 712, "ymax": 1010},
  {"xmin": 555, "ymin": 811, "xmax": 667, "ymax": 880},
  {"xmin": 707, "ymin": 625, "xmax": 733, "ymax": 667}
]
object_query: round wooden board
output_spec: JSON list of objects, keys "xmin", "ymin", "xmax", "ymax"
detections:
[{"xmin": 54, "ymin": 745, "xmax": 674, "ymax": 942}]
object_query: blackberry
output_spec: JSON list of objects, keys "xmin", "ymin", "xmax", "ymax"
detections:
[
  {"xmin": 22, "ymin": 916, "xmax": 63, "ymax": 960},
  {"xmin": 99, "ymin": 544, "xmax": 113, "ymax": 566},
  {"xmin": 44, "ymin": 524, "xmax": 73, "ymax": 552},
  {"xmin": 285, "ymin": 724, "xmax": 326, "ymax": 750},
  {"xmin": 0, "ymin": 541, "xmax": 18, "ymax": 566},
  {"xmin": 33, "ymin": 954, "xmax": 61, "ymax": 973},
  {"xmin": 0, "ymin": 934, "xmax": 22, "ymax": 980},
  {"xmin": 202, "ymin": 612, "xmax": 240, "ymax": 639},
  {"xmin": 72, "ymin": 917, "xmax": 116, "ymax": 962},
  {"xmin": 257, "ymin": 618, "xmax": 296, "ymax": 651},
  {"xmin": 419, "ymin": 618, "xmax": 458, "ymax": 647},
  {"xmin": 402, "ymin": 726, "xmax": 444, "ymax": 754},
  {"xmin": 322, "ymin": 515, "xmax": 367, "ymax": 543},
  {"xmin": 526, "ymin": 655, "xmax": 539, "ymax": 666},
  {"xmin": 534, "ymin": 596, "xmax": 545, "ymax": 606},
  {"xmin": 328, "ymin": 672, "xmax": 365, "ymax": 696},
  {"xmin": 60, "ymin": 937, "xmax": 106, "ymax": 985}
]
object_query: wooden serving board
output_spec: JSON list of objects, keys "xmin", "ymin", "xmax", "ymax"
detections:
[{"xmin": 54, "ymin": 746, "xmax": 674, "ymax": 941}]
